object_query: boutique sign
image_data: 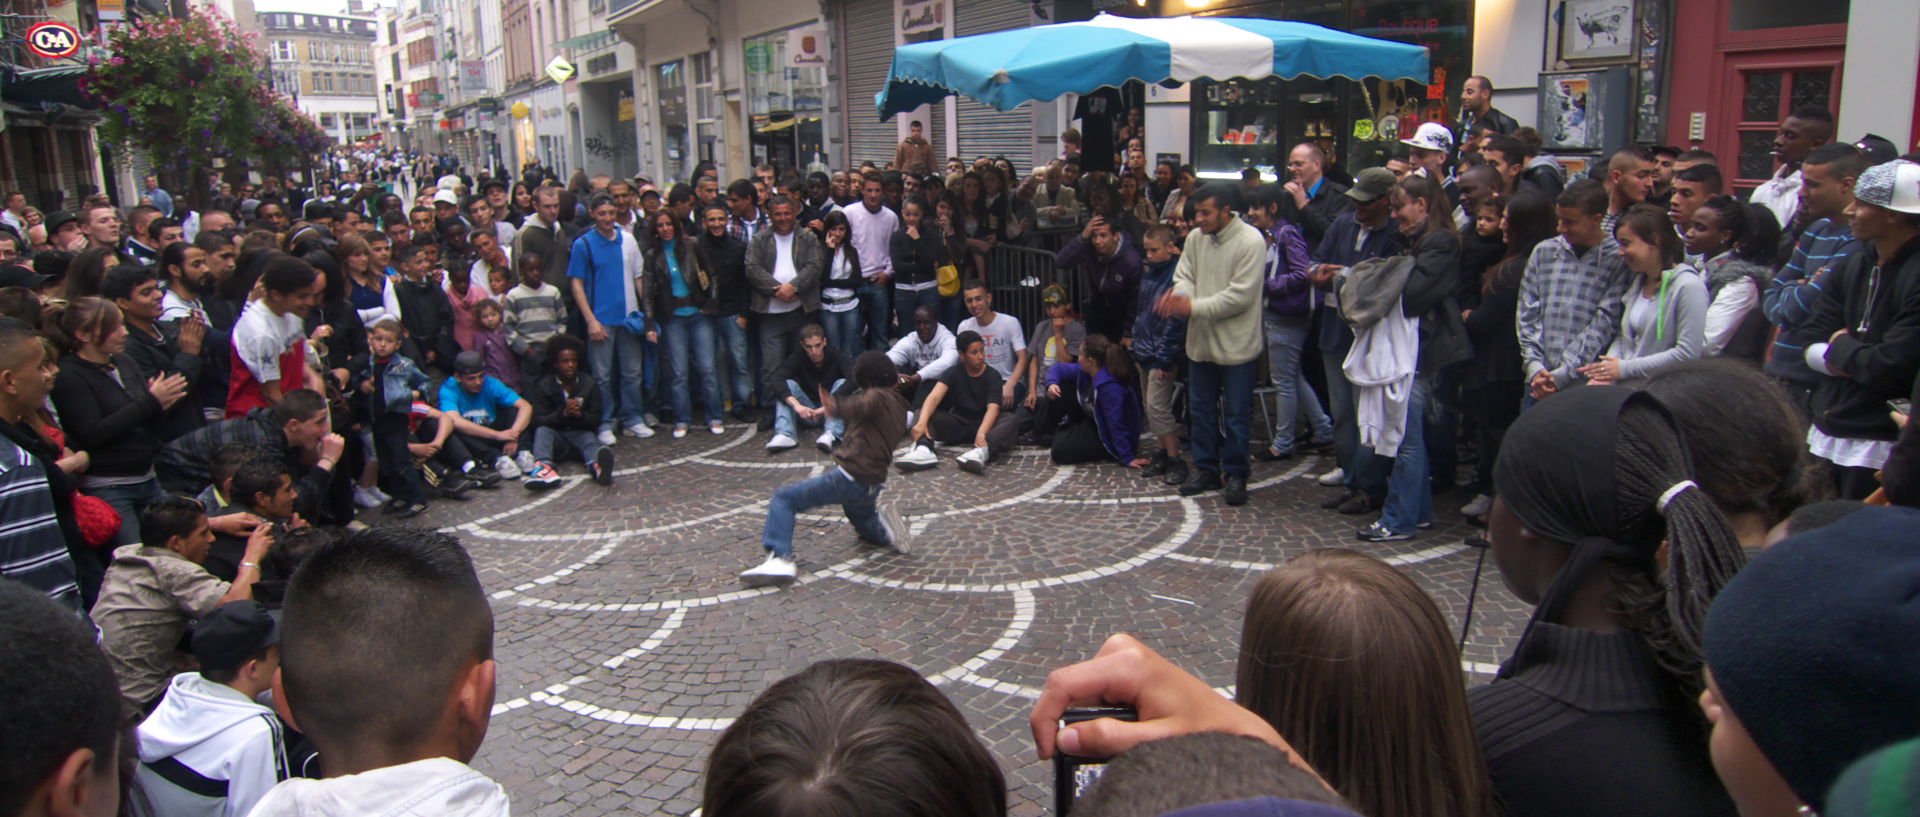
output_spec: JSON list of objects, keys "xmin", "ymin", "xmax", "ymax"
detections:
[{"xmin": 897, "ymin": 0, "xmax": 944, "ymax": 36}]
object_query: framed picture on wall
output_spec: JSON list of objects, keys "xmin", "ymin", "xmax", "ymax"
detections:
[
  {"xmin": 1558, "ymin": 0, "xmax": 1634, "ymax": 62},
  {"xmin": 1538, "ymin": 68, "xmax": 1630, "ymax": 152}
]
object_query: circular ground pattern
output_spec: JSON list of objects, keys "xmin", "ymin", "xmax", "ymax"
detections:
[{"xmin": 423, "ymin": 424, "xmax": 1532, "ymax": 817}]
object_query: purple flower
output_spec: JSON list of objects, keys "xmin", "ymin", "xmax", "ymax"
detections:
[{"xmin": 199, "ymin": 128, "xmax": 212, "ymax": 139}]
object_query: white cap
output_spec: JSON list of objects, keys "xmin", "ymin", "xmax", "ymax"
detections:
[
  {"xmin": 1855, "ymin": 160, "xmax": 1920, "ymax": 215},
  {"xmin": 1400, "ymin": 122, "xmax": 1454, "ymax": 154},
  {"xmin": 432, "ymin": 189, "xmax": 460, "ymax": 206}
]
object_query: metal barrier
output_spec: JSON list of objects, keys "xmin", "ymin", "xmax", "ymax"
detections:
[{"xmin": 983, "ymin": 244, "xmax": 1089, "ymax": 332}]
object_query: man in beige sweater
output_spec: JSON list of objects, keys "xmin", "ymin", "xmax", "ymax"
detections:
[{"xmin": 1156, "ymin": 185, "xmax": 1265, "ymax": 506}]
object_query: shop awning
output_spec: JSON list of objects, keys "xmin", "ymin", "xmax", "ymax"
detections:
[
  {"xmin": 876, "ymin": 13, "xmax": 1427, "ymax": 120},
  {"xmin": 3, "ymin": 65, "xmax": 97, "ymax": 110}
]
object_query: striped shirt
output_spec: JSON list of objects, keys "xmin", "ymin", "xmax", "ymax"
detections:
[
  {"xmin": 0, "ymin": 435, "xmax": 78, "ymax": 611},
  {"xmin": 501, "ymin": 282, "xmax": 568, "ymax": 353},
  {"xmin": 1516, "ymin": 235, "xmax": 1633, "ymax": 386},
  {"xmin": 1764, "ymin": 217, "xmax": 1859, "ymax": 383}
]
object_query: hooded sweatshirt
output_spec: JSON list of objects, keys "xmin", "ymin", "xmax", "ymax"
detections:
[
  {"xmin": 134, "ymin": 673, "xmax": 290, "ymax": 817},
  {"xmin": 246, "ymin": 757, "xmax": 509, "ymax": 817}
]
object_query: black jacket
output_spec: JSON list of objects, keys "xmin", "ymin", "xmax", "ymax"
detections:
[
  {"xmin": 122, "ymin": 321, "xmax": 206, "ymax": 442},
  {"xmin": 1279, "ymin": 177, "xmax": 1356, "ymax": 251},
  {"xmin": 644, "ymin": 239, "xmax": 714, "ymax": 321},
  {"xmin": 1805, "ymin": 235, "xmax": 1920, "ymax": 441},
  {"xmin": 1464, "ymin": 257, "xmax": 1525, "ymax": 388},
  {"xmin": 304, "ymin": 298, "xmax": 369, "ymax": 375},
  {"xmin": 1398, "ymin": 228, "xmax": 1469, "ymax": 377},
  {"xmin": 154, "ymin": 408, "xmax": 331, "ymax": 520},
  {"xmin": 530, "ymin": 371, "xmax": 603, "ymax": 432},
  {"xmin": 50, "ymin": 352, "xmax": 166, "ymax": 479},
  {"xmin": 392, "ymin": 275, "xmax": 458, "ymax": 369},
  {"xmin": 889, "ymin": 224, "xmax": 944, "ymax": 289},
  {"xmin": 697, "ymin": 232, "xmax": 751, "ymax": 316}
]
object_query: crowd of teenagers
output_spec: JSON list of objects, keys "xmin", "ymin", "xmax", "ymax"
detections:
[{"xmin": 4, "ymin": 83, "xmax": 1920, "ymax": 817}]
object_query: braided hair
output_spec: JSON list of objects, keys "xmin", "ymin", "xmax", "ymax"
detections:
[
  {"xmin": 1606, "ymin": 399, "xmax": 1748, "ymax": 698},
  {"xmin": 1696, "ymin": 195, "xmax": 1783, "ymax": 268}
]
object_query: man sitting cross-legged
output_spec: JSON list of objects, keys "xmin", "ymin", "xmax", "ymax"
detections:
[{"xmin": 897, "ymin": 330, "xmax": 1018, "ymax": 475}]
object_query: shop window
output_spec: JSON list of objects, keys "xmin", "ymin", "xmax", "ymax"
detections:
[
  {"xmin": 1732, "ymin": 66, "xmax": 1837, "ymax": 185},
  {"xmin": 1729, "ymin": 0, "xmax": 1849, "ymax": 31}
]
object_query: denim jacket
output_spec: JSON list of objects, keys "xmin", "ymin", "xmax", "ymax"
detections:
[{"xmin": 353, "ymin": 352, "xmax": 430, "ymax": 416}]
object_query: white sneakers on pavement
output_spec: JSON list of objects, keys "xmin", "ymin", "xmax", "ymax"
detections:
[
  {"xmin": 816, "ymin": 431, "xmax": 837, "ymax": 453},
  {"xmin": 352, "ymin": 485, "xmax": 390, "ymax": 509},
  {"xmin": 624, "ymin": 421, "xmax": 655, "ymax": 439},
  {"xmin": 1460, "ymin": 494, "xmax": 1493, "ymax": 517},
  {"xmin": 493, "ymin": 455, "xmax": 522, "ymax": 480},
  {"xmin": 956, "ymin": 446, "xmax": 990, "ymax": 474},
  {"xmin": 1317, "ymin": 467, "xmax": 1347, "ymax": 487},
  {"xmin": 739, "ymin": 553, "xmax": 798, "ymax": 586},
  {"xmin": 896, "ymin": 441, "xmax": 939, "ymax": 470},
  {"xmin": 878, "ymin": 503, "xmax": 911, "ymax": 554},
  {"xmin": 515, "ymin": 450, "xmax": 538, "ymax": 475},
  {"xmin": 597, "ymin": 429, "xmax": 617, "ymax": 446},
  {"xmin": 767, "ymin": 433, "xmax": 798, "ymax": 452},
  {"xmin": 709, "ymin": 420, "xmax": 726, "ymax": 435}
]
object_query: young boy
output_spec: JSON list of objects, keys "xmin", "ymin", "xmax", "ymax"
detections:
[
  {"xmin": 134, "ymin": 600, "xmax": 291, "ymax": 817},
  {"xmin": 439, "ymin": 350, "xmax": 534, "ymax": 481},
  {"xmin": 197, "ymin": 441, "xmax": 276, "ymax": 514},
  {"xmin": 204, "ymin": 456, "xmax": 300, "ymax": 582},
  {"xmin": 391, "ymin": 242, "xmax": 459, "ymax": 371},
  {"xmin": 897, "ymin": 331, "xmax": 1019, "ymax": 474},
  {"xmin": 351, "ymin": 318, "xmax": 433, "ymax": 518},
  {"xmin": 522, "ymin": 333, "xmax": 610, "ymax": 488},
  {"xmin": 502, "ymin": 251, "xmax": 567, "ymax": 385},
  {"xmin": 1131, "ymin": 225, "xmax": 1189, "ymax": 484},
  {"xmin": 1020, "ymin": 284, "xmax": 1086, "ymax": 443},
  {"xmin": 92, "ymin": 495, "xmax": 274, "ymax": 714},
  {"xmin": 741, "ymin": 351, "xmax": 912, "ymax": 585}
]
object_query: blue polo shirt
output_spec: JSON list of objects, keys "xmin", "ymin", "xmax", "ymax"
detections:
[
  {"xmin": 566, "ymin": 228, "xmax": 635, "ymax": 327},
  {"xmin": 439, "ymin": 376, "xmax": 521, "ymax": 426}
]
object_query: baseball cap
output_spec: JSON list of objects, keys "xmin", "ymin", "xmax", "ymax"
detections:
[
  {"xmin": 1854, "ymin": 160, "xmax": 1920, "ymax": 214},
  {"xmin": 1041, "ymin": 283, "xmax": 1069, "ymax": 305},
  {"xmin": 1400, "ymin": 122, "xmax": 1453, "ymax": 154},
  {"xmin": 453, "ymin": 350, "xmax": 488, "ymax": 376},
  {"xmin": 189, "ymin": 601, "xmax": 281, "ymax": 672},
  {"xmin": 432, "ymin": 189, "xmax": 460, "ymax": 207},
  {"xmin": 0, "ymin": 264, "xmax": 48, "ymax": 289},
  {"xmin": 44, "ymin": 210, "xmax": 77, "ymax": 235},
  {"xmin": 1345, "ymin": 168, "xmax": 1397, "ymax": 203},
  {"xmin": 1855, "ymin": 134, "xmax": 1900, "ymax": 165}
]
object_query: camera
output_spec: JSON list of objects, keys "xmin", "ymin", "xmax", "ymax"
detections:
[{"xmin": 1052, "ymin": 706, "xmax": 1137, "ymax": 815}]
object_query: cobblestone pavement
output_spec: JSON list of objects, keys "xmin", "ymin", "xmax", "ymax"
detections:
[{"xmin": 418, "ymin": 424, "xmax": 1531, "ymax": 817}]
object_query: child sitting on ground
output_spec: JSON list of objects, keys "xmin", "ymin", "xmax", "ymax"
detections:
[
  {"xmin": 469, "ymin": 299, "xmax": 520, "ymax": 392},
  {"xmin": 1041, "ymin": 333, "xmax": 1145, "ymax": 467},
  {"xmin": 741, "ymin": 351, "xmax": 912, "ymax": 585},
  {"xmin": 521, "ymin": 333, "xmax": 611, "ymax": 489}
]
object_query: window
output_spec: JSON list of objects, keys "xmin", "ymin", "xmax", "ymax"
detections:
[
  {"xmin": 320, "ymin": 112, "xmax": 336, "ymax": 128},
  {"xmin": 309, "ymin": 41, "xmax": 323, "ymax": 60},
  {"xmin": 271, "ymin": 40, "xmax": 296, "ymax": 61}
]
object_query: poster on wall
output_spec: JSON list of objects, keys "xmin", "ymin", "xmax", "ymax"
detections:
[
  {"xmin": 1538, "ymin": 67, "xmax": 1629, "ymax": 152},
  {"xmin": 1558, "ymin": 0, "xmax": 1633, "ymax": 62}
]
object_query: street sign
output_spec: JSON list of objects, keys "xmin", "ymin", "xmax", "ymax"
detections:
[
  {"xmin": 545, "ymin": 56, "xmax": 575, "ymax": 85},
  {"xmin": 26, "ymin": 22, "xmax": 81, "ymax": 59}
]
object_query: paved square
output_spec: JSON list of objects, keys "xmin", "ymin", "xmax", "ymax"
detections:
[{"xmin": 419, "ymin": 426, "xmax": 1531, "ymax": 817}]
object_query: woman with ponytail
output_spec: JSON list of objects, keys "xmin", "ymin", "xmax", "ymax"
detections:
[{"xmin": 1472, "ymin": 385, "xmax": 1745, "ymax": 817}]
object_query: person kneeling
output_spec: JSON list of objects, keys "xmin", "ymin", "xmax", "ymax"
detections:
[
  {"xmin": 522, "ymin": 334, "xmax": 612, "ymax": 488},
  {"xmin": 1040, "ymin": 334, "xmax": 1146, "ymax": 467},
  {"xmin": 898, "ymin": 331, "xmax": 1018, "ymax": 474},
  {"xmin": 742, "ymin": 352, "xmax": 911, "ymax": 585}
]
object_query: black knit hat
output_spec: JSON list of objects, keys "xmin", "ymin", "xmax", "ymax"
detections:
[{"xmin": 1704, "ymin": 505, "xmax": 1920, "ymax": 812}]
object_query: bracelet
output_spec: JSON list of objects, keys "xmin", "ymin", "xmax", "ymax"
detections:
[
  {"xmin": 316, "ymin": 458, "xmax": 335, "ymax": 471},
  {"xmin": 240, "ymin": 561, "xmax": 258, "ymax": 570}
]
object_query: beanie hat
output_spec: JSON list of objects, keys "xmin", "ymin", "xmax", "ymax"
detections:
[
  {"xmin": 1704, "ymin": 505, "xmax": 1920, "ymax": 812},
  {"xmin": 1827, "ymin": 736, "xmax": 1920, "ymax": 817}
]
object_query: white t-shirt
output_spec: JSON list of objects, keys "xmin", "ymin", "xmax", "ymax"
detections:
[
  {"xmin": 159, "ymin": 289, "xmax": 204, "ymax": 323},
  {"xmin": 958, "ymin": 312, "xmax": 1025, "ymax": 379},
  {"xmin": 234, "ymin": 299, "xmax": 305, "ymax": 385},
  {"xmin": 769, "ymin": 232, "xmax": 801, "ymax": 314}
]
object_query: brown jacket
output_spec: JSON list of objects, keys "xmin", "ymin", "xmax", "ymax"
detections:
[
  {"xmin": 832, "ymin": 387, "xmax": 909, "ymax": 484},
  {"xmin": 894, "ymin": 136, "xmax": 936, "ymax": 175}
]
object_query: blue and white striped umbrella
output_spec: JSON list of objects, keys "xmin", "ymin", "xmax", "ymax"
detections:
[{"xmin": 876, "ymin": 12, "xmax": 1429, "ymax": 120}]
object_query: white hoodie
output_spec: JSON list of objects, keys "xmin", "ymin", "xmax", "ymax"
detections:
[
  {"xmin": 245, "ymin": 758, "xmax": 510, "ymax": 817},
  {"xmin": 134, "ymin": 674, "xmax": 291, "ymax": 817}
]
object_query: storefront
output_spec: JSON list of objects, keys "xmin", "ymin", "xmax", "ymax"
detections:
[
  {"xmin": 744, "ymin": 22, "xmax": 830, "ymax": 173},
  {"xmin": 506, "ymin": 90, "xmax": 538, "ymax": 174},
  {"xmin": 533, "ymin": 83, "xmax": 570, "ymax": 172},
  {"xmin": 653, "ymin": 58, "xmax": 692, "ymax": 182}
]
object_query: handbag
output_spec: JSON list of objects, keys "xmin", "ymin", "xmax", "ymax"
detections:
[
  {"xmin": 73, "ymin": 492, "xmax": 122, "ymax": 548},
  {"xmin": 936, "ymin": 262, "xmax": 962, "ymax": 297}
]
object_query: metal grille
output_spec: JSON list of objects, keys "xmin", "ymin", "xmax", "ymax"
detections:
[
  {"xmin": 841, "ymin": 0, "xmax": 896, "ymax": 169},
  {"xmin": 954, "ymin": 0, "xmax": 1037, "ymax": 175}
]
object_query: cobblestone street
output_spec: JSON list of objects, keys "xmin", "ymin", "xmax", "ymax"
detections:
[{"xmin": 422, "ymin": 426, "xmax": 1532, "ymax": 817}]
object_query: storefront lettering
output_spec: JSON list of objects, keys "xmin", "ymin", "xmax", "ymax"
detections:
[
  {"xmin": 1375, "ymin": 17, "xmax": 1441, "ymax": 36},
  {"xmin": 899, "ymin": 0, "xmax": 942, "ymax": 35}
]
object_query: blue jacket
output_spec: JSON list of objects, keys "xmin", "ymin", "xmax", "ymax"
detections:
[
  {"xmin": 367, "ymin": 353, "xmax": 429, "ymax": 416},
  {"xmin": 1129, "ymin": 258, "xmax": 1187, "ymax": 369},
  {"xmin": 1311, "ymin": 212, "xmax": 1405, "ymax": 352},
  {"xmin": 1046, "ymin": 363, "xmax": 1142, "ymax": 465}
]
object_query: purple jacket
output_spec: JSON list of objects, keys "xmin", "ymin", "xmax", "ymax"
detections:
[
  {"xmin": 1046, "ymin": 362, "xmax": 1141, "ymax": 465},
  {"xmin": 472, "ymin": 327, "xmax": 520, "ymax": 392},
  {"xmin": 1263, "ymin": 221, "xmax": 1315, "ymax": 319}
]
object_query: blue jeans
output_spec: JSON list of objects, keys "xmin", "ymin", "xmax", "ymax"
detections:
[
  {"xmin": 587, "ymin": 325, "xmax": 646, "ymax": 431},
  {"xmin": 1378, "ymin": 375, "xmax": 1435, "ymax": 534},
  {"xmin": 1264, "ymin": 315, "xmax": 1332, "ymax": 454},
  {"xmin": 1189, "ymin": 359, "xmax": 1256, "ymax": 478},
  {"xmin": 774, "ymin": 378, "xmax": 847, "ymax": 439},
  {"xmin": 532, "ymin": 427, "xmax": 603, "ymax": 464},
  {"xmin": 712, "ymin": 314, "xmax": 753, "ymax": 408},
  {"xmin": 1324, "ymin": 346, "xmax": 1390, "ymax": 499},
  {"xmin": 857, "ymin": 282, "xmax": 892, "ymax": 350},
  {"xmin": 894, "ymin": 286, "xmax": 941, "ymax": 337},
  {"xmin": 662, "ymin": 312, "xmax": 722, "ymax": 426},
  {"xmin": 92, "ymin": 477, "xmax": 163, "ymax": 548},
  {"xmin": 761, "ymin": 469, "xmax": 888, "ymax": 559},
  {"xmin": 939, "ymin": 294, "xmax": 964, "ymax": 330},
  {"xmin": 819, "ymin": 307, "xmax": 863, "ymax": 360}
]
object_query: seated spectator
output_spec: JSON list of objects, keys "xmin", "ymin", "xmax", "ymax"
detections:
[
  {"xmin": 1019, "ymin": 285, "xmax": 1085, "ymax": 434},
  {"xmin": 899, "ymin": 331, "xmax": 1017, "ymax": 474},
  {"xmin": 1040, "ymin": 334, "xmax": 1144, "ymax": 467},
  {"xmin": 248, "ymin": 528, "xmax": 505, "ymax": 817},
  {"xmin": 1644, "ymin": 359, "xmax": 1826, "ymax": 550},
  {"xmin": 1699, "ymin": 506, "xmax": 1920, "ymax": 817},
  {"xmin": 1682, "ymin": 196, "xmax": 1780, "ymax": 360},
  {"xmin": 886, "ymin": 305, "xmax": 958, "ymax": 409},
  {"xmin": 1073, "ymin": 733, "xmax": 1353, "ymax": 817},
  {"xmin": 438, "ymin": 351, "xmax": 533, "ymax": 482},
  {"xmin": 500, "ymin": 251, "xmax": 565, "ymax": 385},
  {"xmin": 767, "ymin": 324, "xmax": 850, "ymax": 454},
  {"xmin": 133, "ymin": 600, "xmax": 291, "ymax": 817},
  {"xmin": 390, "ymin": 243, "xmax": 457, "ymax": 371},
  {"xmin": 468, "ymin": 300, "xmax": 518, "ymax": 392},
  {"xmin": 1130, "ymin": 225, "xmax": 1188, "ymax": 485},
  {"xmin": 521, "ymin": 333, "xmax": 610, "ymax": 489},
  {"xmin": 1579, "ymin": 203, "xmax": 1706, "ymax": 387},
  {"xmin": 1236, "ymin": 549, "xmax": 1489, "ymax": 817},
  {"xmin": 704, "ymin": 659, "xmax": 1002, "ymax": 817},
  {"xmin": 204, "ymin": 456, "xmax": 300, "ymax": 583},
  {"xmin": 1475, "ymin": 386, "xmax": 1746, "ymax": 817},
  {"xmin": 94, "ymin": 495, "xmax": 273, "ymax": 714},
  {"xmin": 0, "ymin": 578, "xmax": 125, "ymax": 817},
  {"xmin": 156, "ymin": 390, "xmax": 346, "ymax": 526}
]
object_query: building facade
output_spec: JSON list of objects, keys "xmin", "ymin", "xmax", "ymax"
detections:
[{"xmin": 262, "ymin": 9, "xmax": 381, "ymax": 145}]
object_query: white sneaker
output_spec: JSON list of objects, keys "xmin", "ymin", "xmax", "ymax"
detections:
[
  {"xmin": 896, "ymin": 442, "xmax": 938, "ymax": 470},
  {"xmin": 597, "ymin": 429, "xmax": 617, "ymax": 446},
  {"xmin": 624, "ymin": 422, "xmax": 655, "ymax": 438},
  {"xmin": 515, "ymin": 450, "xmax": 537, "ymax": 474},
  {"xmin": 904, "ymin": 410, "xmax": 916, "ymax": 431},
  {"xmin": 766, "ymin": 433, "xmax": 798, "ymax": 452},
  {"xmin": 878, "ymin": 503, "xmax": 911, "ymax": 554},
  {"xmin": 739, "ymin": 553, "xmax": 798, "ymax": 586},
  {"xmin": 815, "ymin": 431, "xmax": 837, "ymax": 452},
  {"xmin": 494, "ymin": 455, "xmax": 522, "ymax": 480},
  {"xmin": 672, "ymin": 425, "xmax": 688, "ymax": 438},
  {"xmin": 352, "ymin": 485, "xmax": 385, "ymax": 509},
  {"xmin": 957, "ymin": 446, "xmax": 989, "ymax": 474},
  {"xmin": 1317, "ymin": 467, "xmax": 1347, "ymax": 487},
  {"xmin": 367, "ymin": 485, "xmax": 392, "ymax": 504},
  {"xmin": 1460, "ymin": 493, "xmax": 1493, "ymax": 518},
  {"xmin": 709, "ymin": 421, "xmax": 726, "ymax": 435}
]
